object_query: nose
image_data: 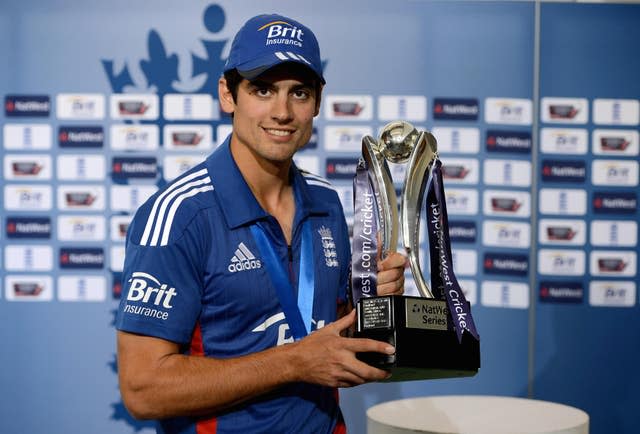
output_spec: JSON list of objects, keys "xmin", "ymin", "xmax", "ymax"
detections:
[{"xmin": 271, "ymin": 93, "xmax": 293, "ymax": 123}]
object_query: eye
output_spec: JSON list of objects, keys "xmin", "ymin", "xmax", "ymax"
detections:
[
  {"xmin": 292, "ymin": 89, "xmax": 311, "ymax": 100},
  {"xmin": 255, "ymin": 88, "xmax": 272, "ymax": 97}
]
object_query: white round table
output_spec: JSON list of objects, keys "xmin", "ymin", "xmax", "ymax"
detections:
[{"xmin": 367, "ymin": 395, "xmax": 589, "ymax": 434}]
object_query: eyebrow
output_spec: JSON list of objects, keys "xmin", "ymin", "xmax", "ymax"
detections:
[{"xmin": 248, "ymin": 79, "xmax": 315, "ymax": 91}]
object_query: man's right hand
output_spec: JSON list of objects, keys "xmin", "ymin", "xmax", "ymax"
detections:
[{"xmin": 288, "ymin": 310, "xmax": 393, "ymax": 388}]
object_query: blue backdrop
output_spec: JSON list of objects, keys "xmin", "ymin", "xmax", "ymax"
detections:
[{"xmin": 0, "ymin": 1, "xmax": 638, "ymax": 434}]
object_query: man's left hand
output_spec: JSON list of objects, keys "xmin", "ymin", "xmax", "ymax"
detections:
[{"xmin": 376, "ymin": 251, "xmax": 407, "ymax": 296}]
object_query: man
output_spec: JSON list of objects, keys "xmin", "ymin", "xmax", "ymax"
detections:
[{"xmin": 116, "ymin": 13, "xmax": 407, "ymax": 433}]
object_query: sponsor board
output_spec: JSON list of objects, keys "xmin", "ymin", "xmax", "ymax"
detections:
[
  {"xmin": 6, "ymin": 217, "xmax": 52, "ymax": 239},
  {"xmin": 592, "ymin": 192, "xmax": 637, "ymax": 215},
  {"xmin": 541, "ymin": 97, "xmax": 588, "ymax": 124},
  {"xmin": 430, "ymin": 127, "xmax": 480, "ymax": 154},
  {"xmin": 591, "ymin": 160, "xmax": 638, "ymax": 186},
  {"xmin": 293, "ymin": 155, "xmax": 320, "ymax": 175},
  {"xmin": 483, "ymin": 190, "xmax": 531, "ymax": 217},
  {"xmin": 590, "ymin": 220, "xmax": 637, "ymax": 247},
  {"xmin": 486, "ymin": 130, "xmax": 532, "ymax": 154},
  {"xmin": 449, "ymin": 221, "xmax": 477, "ymax": 243},
  {"xmin": 57, "ymin": 155, "xmax": 106, "ymax": 181},
  {"xmin": 5, "ymin": 95, "xmax": 50, "ymax": 117},
  {"xmin": 539, "ymin": 188, "xmax": 587, "ymax": 216},
  {"xmin": 592, "ymin": 129, "xmax": 639, "ymax": 156},
  {"xmin": 482, "ymin": 220, "xmax": 531, "ymax": 248},
  {"xmin": 59, "ymin": 126, "xmax": 104, "ymax": 148},
  {"xmin": 163, "ymin": 124, "xmax": 213, "ymax": 151},
  {"xmin": 441, "ymin": 158, "xmax": 479, "ymax": 184},
  {"xmin": 111, "ymin": 246, "xmax": 126, "ymax": 272},
  {"xmin": 110, "ymin": 185, "xmax": 157, "ymax": 212},
  {"xmin": 324, "ymin": 95, "xmax": 373, "ymax": 120},
  {"xmin": 323, "ymin": 126, "xmax": 372, "ymax": 152},
  {"xmin": 5, "ymin": 275, "xmax": 53, "ymax": 301},
  {"xmin": 433, "ymin": 98, "xmax": 479, "ymax": 121},
  {"xmin": 59, "ymin": 247, "xmax": 105, "ymax": 269},
  {"xmin": 589, "ymin": 281, "xmax": 636, "ymax": 307},
  {"xmin": 58, "ymin": 276, "xmax": 107, "ymax": 302},
  {"xmin": 4, "ymin": 185, "xmax": 53, "ymax": 211},
  {"xmin": 112, "ymin": 157, "xmax": 158, "ymax": 180},
  {"xmin": 445, "ymin": 188, "xmax": 479, "ymax": 215},
  {"xmin": 539, "ymin": 219, "xmax": 586, "ymax": 245},
  {"xmin": 484, "ymin": 97, "xmax": 532, "ymax": 125},
  {"xmin": 163, "ymin": 94, "xmax": 217, "ymax": 120},
  {"xmin": 541, "ymin": 159, "xmax": 586, "ymax": 183},
  {"xmin": 593, "ymin": 99, "xmax": 640, "ymax": 126},
  {"xmin": 3, "ymin": 124, "xmax": 52, "ymax": 150},
  {"xmin": 481, "ymin": 280, "xmax": 529, "ymax": 309},
  {"xmin": 58, "ymin": 215, "xmax": 106, "ymax": 241},
  {"xmin": 451, "ymin": 249, "xmax": 478, "ymax": 276},
  {"xmin": 325, "ymin": 157, "xmax": 358, "ymax": 180},
  {"xmin": 378, "ymin": 95, "xmax": 427, "ymax": 121},
  {"xmin": 483, "ymin": 159, "xmax": 531, "ymax": 187},
  {"xmin": 3, "ymin": 154, "xmax": 52, "ymax": 180},
  {"xmin": 57, "ymin": 185, "xmax": 105, "ymax": 211},
  {"xmin": 216, "ymin": 124, "xmax": 233, "ymax": 146},
  {"xmin": 56, "ymin": 93, "xmax": 105, "ymax": 119},
  {"xmin": 5, "ymin": 245, "xmax": 53, "ymax": 271},
  {"xmin": 110, "ymin": 124, "xmax": 159, "ymax": 151},
  {"xmin": 540, "ymin": 128, "xmax": 588, "ymax": 155},
  {"xmin": 538, "ymin": 249, "xmax": 586, "ymax": 276},
  {"xmin": 458, "ymin": 279, "xmax": 477, "ymax": 306},
  {"xmin": 483, "ymin": 252, "xmax": 529, "ymax": 276},
  {"xmin": 539, "ymin": 281, "xmax": 584, "ymax": 303},
  {"xmin": 110, "ymin": 94, "xmax": 159, "ymax": 120},
  {"xmin": 333, "ymin": 185, "xmax": 354, "ymax": 216},
  {"xmin": 590, "ymin": 250, "xmax": 636, "ymax": 277}
]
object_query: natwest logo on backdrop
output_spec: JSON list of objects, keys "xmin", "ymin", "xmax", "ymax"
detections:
[
  {"xmin": 58, "ymin": 126, "xmax": 104, "ymax": 148},
  {"xmin": 433, "ymin": 97, "xmax": 479, "ymax": 121},
  {"xmin": 4, "ymin": 95, "xmax": 50, "ymax": 117}
]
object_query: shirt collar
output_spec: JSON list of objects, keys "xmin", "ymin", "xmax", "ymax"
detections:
[{"xmin": 206, "ymin": 135, "xmax": 328, "ymax": 229}]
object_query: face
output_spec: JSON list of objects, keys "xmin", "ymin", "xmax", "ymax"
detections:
[{"xmin": 219, "ymin": 64, "xmax": 321, "ymax": 165}]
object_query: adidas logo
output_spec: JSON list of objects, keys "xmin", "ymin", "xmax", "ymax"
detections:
[{"xmin": 227, "ymin": 242, "xmax": 262, "ymax": 273}]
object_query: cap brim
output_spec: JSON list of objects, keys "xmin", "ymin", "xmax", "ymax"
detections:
[{"xmin": 236, "ymin": 55, "xmax": 325, "ymax": 84}]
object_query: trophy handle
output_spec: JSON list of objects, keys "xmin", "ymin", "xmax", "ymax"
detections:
[
  {"xmin": 401, "ymin": 131, "xmax": 437, "ymax": 298},
  {"xmin": 362, "ymin": 135, "xmax": 398, "ymax": 258}
]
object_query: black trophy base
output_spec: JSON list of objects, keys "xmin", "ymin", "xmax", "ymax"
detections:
[{"xmin": 353, "ymin": 295, "xmax": 480, "ymax": 382}]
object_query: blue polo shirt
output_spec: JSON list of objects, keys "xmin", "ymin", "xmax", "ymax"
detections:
[{"xmin": 116, "ymin": 137, "xmax": 350, "ymax": 434}]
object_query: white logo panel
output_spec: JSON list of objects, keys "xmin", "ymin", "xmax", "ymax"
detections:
[
  {"xmin": 5, "ymin": 245, "xmax": 53, "ymax": 271},
  {"xmin": 482, "ymin": 220, "xmax": 531, "ymax": 248},
  {"xmin": 430, "ymin": 127, "xmax": 480, "ymax": 154},
  {"xmin": 58, "ymin": 215, "xmax": 106, "ymax": 241},
  {"xmin": 56, "ymin": 93, "xmax": 105, "ymax": 119},
  {"xmin": 592, "ymin": 129, "xmax": 639, "ymax": 156},
  {"xmin": 4, "ymin": 155, "xmax": 52, "ymax": 180},
  {"xmin": 324, "ymin": 95, "xmax": 373, "ymax": 120},
  {"xmin": 483, "ymin": 190, "xmax": 531, "ymax": 218},
  {"xmin": 111, "ymin": 215, "xmax": 133, "ymax": 242},
  {"xmin": 110, "ymin": 185, "xmax": 157, "ymax": 212},
  {"xmin": 110, "ymin": 124, "xmax": 159, "ymax": 151},
  {"xmin": 445, "ymin": 189, "xmax": 479, "ymax": 215},
  {"xmin": 163, "ymin": 94, "xmax": 218, "ymax": 120},
  {"xmin": 58, "ymin": 276, "xmax": 107, "ymax": 302},
  {"xmin": 590, "ymin": 251, "xmax": 636, "ymax": 277},
  {"xmin": 539, "ymin": 219, "xmax": 586, "ymax": 246},
  {"xmin": 163, "ymin": 155, "xmax": 206, "ymax": 182},
  {"xmin": 163, "ymin": 124, "xmax": 213, "ymax": 151},
  {"xmin": 378, "ymin": 95, "xmax": 427, "ymax": 121},
  {"xmin": 5, "ymin": 275, "xmax": 53, "ymax": 301},
  {"xmin": 541, "ymin": 97, "xmax": 588, "ymax": 124},
  {"xmin": 3, "ymin": 124, "xmax": 52, "ymax": 150},
  {"xmin": 111, "ymin": 246, "xmax": 126, "ymax": 272},
  {"xmin": 539, "ymin": 188, "xmax": 587, "ymax": 216},
  {"xmin": 110, "ymin": 94, "xmax": 159, "ymax": 120},
  {"xmin": 57, "ymin": 155, "xmax": 106, "ymax": 181},
  {"xmin": 591, "ymin": 160, "xmax": 639, "ymax": 186},
  {"xmin": 593, "ymin": 99, "xmax": 640, "ymax": 126},
  {"xmin": 323, "ymin": 126, "xmax": 373, "ymax": 152},
  {"xmin": 441, "ymin": 158, "xmax": 479, "ymax": 184},
  {"xmin": 589, "ymin": 281, "xmax": 636, "ymax": 307},
  {"xmin": 481, "ymin": 281, "xmax": 529, "ymax": 309},
  {"xmin": 538, "ymin": 249, "xmax": 586, "ymax": 276},
  {"xmin": 540, "ymin": 128, "xmax": 588, "ymax": 155},
  {"xmin": 590, "ymin": 220, "xmax": 637, "ymax": 247},
  {"xmin": 484, "ymin": 98, "xmax": 532, "ymax": 125},
  {"xmin": 4, "ymin": 185, "xmax": 52, "ymax": 210},
  {"xmin": 483, "ymin": 159, "xmax": 531, "ymax": 187},
  {"xmin": 57, "ymin": 185, "xmax": 105, "ymax": 211}
]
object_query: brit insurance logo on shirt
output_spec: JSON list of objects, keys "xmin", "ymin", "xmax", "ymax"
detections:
[
  {"xmin": 484, "ymin": 98, "xmax": 532, "ymax": 125},
  {"xmin": 123, "ymin": 272, "xmax": 179, "ymax": 321}
]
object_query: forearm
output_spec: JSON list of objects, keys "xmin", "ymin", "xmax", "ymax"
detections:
[{"xmin": 118, "ymin": 333, "xmax": 303, "ymax": 419}]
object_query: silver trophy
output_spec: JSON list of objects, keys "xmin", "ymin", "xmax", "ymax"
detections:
[
  {"xmin": 362, "ymin": 121, "xmax": 437, "ymax": 298},
  {"xmin": 352, "ymin": 121, "xmax": 479, "ymax": 381}
]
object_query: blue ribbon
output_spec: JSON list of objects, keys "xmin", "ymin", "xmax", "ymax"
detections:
[
  {"xmin": 426, "ymin": 160, "xmax": 479, "ymax": 343},
  {"xmin": 250, "ymin": 220, "xmax": 315, "ymax": 341}
]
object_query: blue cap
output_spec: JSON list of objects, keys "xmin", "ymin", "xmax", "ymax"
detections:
[{"xmin": 224, "ymin": 14, "xmax": 325, "ymax": 84}]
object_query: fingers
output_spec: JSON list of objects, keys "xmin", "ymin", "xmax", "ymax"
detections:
[
  {"xmin": 377, "ymin": 251, "xmax": 408, "ymax": 271},
  {"xmin": 376, "ymin": 251, "xmax": 407, "ymax": 296}
]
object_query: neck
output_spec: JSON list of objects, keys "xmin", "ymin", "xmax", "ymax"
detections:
[{"xmin": 229, "ymin": 138, "xmax": 296, "ymax": 242}]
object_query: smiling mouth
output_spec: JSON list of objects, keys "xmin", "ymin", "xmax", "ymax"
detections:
[{"xmin": 264, "ymin": 128, "xmax": 294, "ymax": 137}]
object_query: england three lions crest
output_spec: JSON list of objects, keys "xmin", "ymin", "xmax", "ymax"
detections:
[{"xmin": 318, "ymin": 226, "xmax": 338, "ymax": 268}]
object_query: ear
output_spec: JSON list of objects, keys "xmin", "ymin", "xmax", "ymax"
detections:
[
  {"xmin": 218, "ymin": 77, "xmax": 235, "ymax": 115},
  {"xmin": 314, "ymin": 85, "xmax": 323, "ymax": 117}
]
